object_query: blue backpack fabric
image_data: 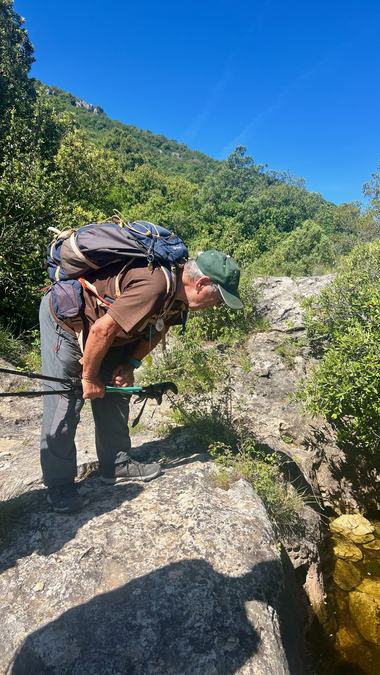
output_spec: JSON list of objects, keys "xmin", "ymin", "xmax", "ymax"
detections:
[
  {"xmin": 47, "ymin": 220, "xmax": 188, "ymax": 282},
  {"xmin": 50, "ymin": 279, "xmax": 84, "ymax": 321}
]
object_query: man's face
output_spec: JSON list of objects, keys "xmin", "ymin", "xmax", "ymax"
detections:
[{"xmin": 185, "ymin": 276, "xmax": 223, "ymax": 311}]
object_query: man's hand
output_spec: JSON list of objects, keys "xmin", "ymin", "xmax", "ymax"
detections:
[
  {"xmin": 111, "ymin": 363, "xmax": 135, "ymax": 387},
  {"xmin": 82, "ymin": 376, "xmax": 105, "ymax": 400}
]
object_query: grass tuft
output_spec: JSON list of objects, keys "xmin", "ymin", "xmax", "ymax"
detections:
[{"xmin": 0, "ymin": 323, "xmax": 41, "ymax": 370}]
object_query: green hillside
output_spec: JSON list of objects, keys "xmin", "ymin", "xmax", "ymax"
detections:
[{"xmin": 35, "ymin": 82, "xmax": 218, "ymax": 183}]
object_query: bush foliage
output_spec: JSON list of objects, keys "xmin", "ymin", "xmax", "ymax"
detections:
[{"xmin": 299, "ymin": 241, "xmax": 380, "ymax": 456}]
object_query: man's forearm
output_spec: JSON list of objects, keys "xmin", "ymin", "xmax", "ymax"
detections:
[
  {"xmin": 82, "ymin": 314, "xmax": 120, "ymax": 380},
  {"xmin": 82, "ymin": 331, "xmax": 114, "ymax": 380},
  {"xmin": 82, "ymin": 318, "xmax": 166, "ymax": 380}
]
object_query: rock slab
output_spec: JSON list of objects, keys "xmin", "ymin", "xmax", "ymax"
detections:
[
  {"xmin": 1, "ymin": 462, "xmax": 304, "ymax": 674},
  {"xmin": 333, "ymin": 559, "xmax": 362, "ymax": 592}
]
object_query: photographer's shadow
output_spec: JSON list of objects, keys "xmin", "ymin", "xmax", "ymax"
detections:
[{"xmin": 11, "ymin": 556, "xmax": 304, "ymax": 675}]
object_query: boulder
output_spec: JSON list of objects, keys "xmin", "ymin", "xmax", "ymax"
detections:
[
  {"xmin": 349, "ymin": 580, "xmax": 380, "ymax": 646},
  {"xmin": 355, "ymin": 580, "xmax": 380, "ymax": 602},
  {"xmin": 335, "ymin": 624, "xmax": 363, "ymax": 651},
  {"xmin": 332, "ymin": 537, "xmax": 363, "ymax": 562},
  {"xmin": 330, "ymin": 515, "xmax": 375, "ymax": 544},
  {"xmin": 335, "ymin": 625, "xmax": 377, "ymax": 675},
  {"xmin": 363, "ymin": 539, "xmax": 380, "ymax": 551},
  {"xmin": 1, "ymin": 462, "xmax": 305, "ymax": 674},
  {"xmin": 251, "ymin": 276, "xmax": 334, "ymax": 331},
  {"xmin": 333, "ymin": 559, "xmax": 361, "ymax": 591}
]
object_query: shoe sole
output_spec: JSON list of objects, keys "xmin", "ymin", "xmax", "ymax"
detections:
[{"xmin": 100, "ymin": 468, "xmax": 162, "ymax": 485}]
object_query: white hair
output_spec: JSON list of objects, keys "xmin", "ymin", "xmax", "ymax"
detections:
[{"xmin": 184, "ymin": 259, "xmax": 219, "ymax": 293}]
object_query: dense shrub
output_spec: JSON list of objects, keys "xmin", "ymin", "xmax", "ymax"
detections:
[
  {"xmin": 299, "ymin": 241, "xmax": 380, "ymax": 456},
  {"xmin": 303, "ymin": 240, "xmax": 380, "ymax": 353},
  {"xmin": 254, "ymin": 220, "xmax": 335, "ymax": 276}
]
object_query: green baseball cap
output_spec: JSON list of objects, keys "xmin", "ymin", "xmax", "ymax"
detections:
[{"xmin": 196, "ymin": 250, "xmax": 243, "ymax": 310}]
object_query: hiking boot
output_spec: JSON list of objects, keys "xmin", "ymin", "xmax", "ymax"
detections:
[
  {"xmin": 100, "ymin": 459, "xmax": 162, "ymax": 484},
  {"xmin": 47, "ymin": 483, "xmax": 87, "ymax": 513}
]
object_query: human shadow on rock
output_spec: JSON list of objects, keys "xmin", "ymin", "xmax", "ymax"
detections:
[
  {"xmin": 0, "ymin": 480, "xmax": 143, "ymax": 574},
  {"xmin": 11, "ymin": 557, "xmax": 305, "ymax": 675}
]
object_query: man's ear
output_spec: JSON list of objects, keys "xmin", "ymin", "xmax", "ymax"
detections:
[{"xmin": 194, "ymin": 275, "xmax": 212, "ymax": 293}]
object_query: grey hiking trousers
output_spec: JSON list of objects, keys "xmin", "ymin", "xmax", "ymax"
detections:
[{"xmin": 40, "ymin": 293, "xmax": 131, "ymax": 487}]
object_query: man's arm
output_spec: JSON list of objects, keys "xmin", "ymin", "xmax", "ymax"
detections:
[
  {"xmin": 81, "ymin": 313, "xmax": 121, "ymax": 399},
  {"xmin": 82, "ymin": 314, "xmax": 166, "ymax": 398}
]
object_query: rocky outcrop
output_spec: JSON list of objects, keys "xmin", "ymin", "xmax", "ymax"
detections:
[
  {"xmin": 1, "ymin": 463, "xmax": 304, "ymax": 674},
  {"xmin": 232, "ymin": 276, "xmax": 378, "ymax": 514},
  {"xmin": 74, "ymin": 97, "xmax": 103, "ymax": 114},
  {"xmin": 44, "ymin": 87, "xmax": 103, "ymax": 114},
  {"xmin": 226, "ymin": 275, "xmax": 380, "ymax": 651}
]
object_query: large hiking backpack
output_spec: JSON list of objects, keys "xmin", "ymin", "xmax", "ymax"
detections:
[
  {"xmin": 47, "ymin": 219, "xmax": 188, "ymax": 331},
  {"xmin": 47, "ymin": 219, "xmax": 188, "ymax": 282}
]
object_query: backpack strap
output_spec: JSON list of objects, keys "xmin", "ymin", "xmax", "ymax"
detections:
[
  {"xmin": 114, "ymin": 262, "xmax": 177, "ymax": 308},
  {"xmin": 160, "ymin": 266, "xmax": 174, "ymax": 297},
  {"xmin": 163, "ymin": 266, "xmax": 181, "ymax": 311},
  {"xmin": 69, "ymin": 233, "xmax": 100, "ymax": 271},
  {"xmin": 114, "ymin": 259, "xmax": 137, "ymax": 297}
]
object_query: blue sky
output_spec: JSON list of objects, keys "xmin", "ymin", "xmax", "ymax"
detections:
[{"xmin": 15, "ymin": 0, "xmax": 380, "ymax": 204}]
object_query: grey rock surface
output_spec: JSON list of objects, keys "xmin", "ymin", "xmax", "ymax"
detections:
[
  {"xmin": 253, "ymin": 276, "xmax": 334, "ymax": 332},
  {"xmin": 1, "ymin": 464, "xmax": 304, "ymax": 675},
  {"xmin": 0, "ymin": 358, "xmax": 99, "ymax": 496}
]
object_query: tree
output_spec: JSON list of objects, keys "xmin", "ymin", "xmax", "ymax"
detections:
[
  {"xmin": 363, "ymin": 164, "xmax": 380, "ymax": 203},
  {"xmin": 362, "ymin": 163, "xmax": 380, "ymax": 241},
  {"xmin": 0, "ymin": 0, "xmax": 35, "ymax": 157},
  {"xmin": 253, "ymin": 221, "xmax": 334, "ymax": 276}
]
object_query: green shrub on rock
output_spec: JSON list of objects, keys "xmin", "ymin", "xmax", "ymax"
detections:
[
  {"xmin": 299, "ymin": 240, "xmax": 380, "ymax": 457},
  {"xmin": 303, "ymin": 240, "xmax": 380, "ymax": 354},
  {"xmin": 300, "ymin": 325, "xmax": 380, "ymax": 454}
]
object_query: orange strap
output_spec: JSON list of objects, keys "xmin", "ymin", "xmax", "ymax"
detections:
[{"xmin": 78, "ymin": 278, "xmax": 113, "ymax": 308}]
